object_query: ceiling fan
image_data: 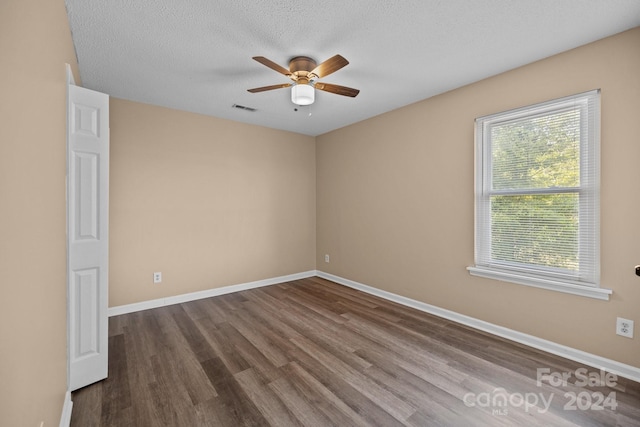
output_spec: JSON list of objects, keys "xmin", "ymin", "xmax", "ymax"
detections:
[{"xmin": 248, "ymin": 55, "xmax": 360, "ymax": 106}]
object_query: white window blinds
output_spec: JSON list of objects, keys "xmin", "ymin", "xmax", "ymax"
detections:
[{"xmin": 469, "ymin": 90, "xmax": 607, "ymax": 298}]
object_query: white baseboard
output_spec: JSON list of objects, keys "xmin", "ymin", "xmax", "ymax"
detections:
[
  {"xmin": 59, "ymin": 391, "xmax": 73, "ymax": 427},
  {"xmin": 316, "ymin": 271, "xmax": 640, "ymax": 383},
  {"xmin": 108, "ymin": 271, "xmax": 317, "ymax": 317}
]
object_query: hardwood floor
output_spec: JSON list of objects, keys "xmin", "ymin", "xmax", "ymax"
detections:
[{"xmin": 71, "ymin": 277, "xmax": 640, "ymax": 426}]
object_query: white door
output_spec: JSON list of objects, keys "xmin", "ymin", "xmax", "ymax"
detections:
[{"xmin": 67, "ymin": 84, "xmax": 109, "ymax": 391}]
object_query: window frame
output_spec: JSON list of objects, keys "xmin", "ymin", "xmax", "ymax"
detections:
[{"xmin": 467, "ymin": 90, "xmax": 611, "ymax": 300}]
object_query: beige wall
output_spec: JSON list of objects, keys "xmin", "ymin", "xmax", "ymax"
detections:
[
  {"xmin": 109, "ymin": 99, "xmax": 316, "ymax": 307},
  {"xmin": 317, "ymin": 27, "xmax": 640, "ymax": 368},
  {"xmin": 0, "ymin": 0, "xmax": 80, "ymax": 425}
]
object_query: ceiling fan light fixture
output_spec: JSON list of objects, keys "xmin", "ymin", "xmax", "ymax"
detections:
[{"xmin": 291, "ymin": 83, "xmax": 314, "ymax": 105}]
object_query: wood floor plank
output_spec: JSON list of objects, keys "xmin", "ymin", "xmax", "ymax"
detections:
[
  {"xmin": 70, "ymin": 380, "xmax": 103, "ymax": 427},
  {"xmin": 283, "ymin": 361, "xmax": 372, "ymax": 427},
  {"xmin": 197, "ymin": 297, "xmax": 232, "ymax": 325},
  {"xmin": 239, "ymin": 287, "xmax": 292, "ymax": 313},
  {"xmin": 290, "ymin": 335, "xmax": 417, "ymax": 422},
  {"xmin": 226, "ymin": 309, "xmax": 292, "ymax": 368},
  {"xmin": 272, "ymin": 301, "xmax": 374, "ymax": 372},
  {"xmin": 71, "ymin": 277, "xmax": 640, "ymax": 426},
  {"xmin": 171, "ymin": 306, "xmax": 218, "ymax": 362},
  {"xmin": 180, "ymin": 298, "xmax": 215, "ymax": 321},
  {"xmin": 278, "ymin": 284, "xmax": 351, "ymax": 320},
  {"xmin": 108, "ymin": 313, "xmax": 128, "ymax": 337},
  {"xmin": 99, "ymin": 334, "xmax": 132, "ymax": 426},
  {"xmin": 234, "ymin": 368, "xmax": 298, "ymax": 427},
  {"xmin": 305, "ymin": 277, "xmax": 381, "ymax": 309},
  {"xmin": 200, "ymin": 357, "xmax": 269, "ymax": 426},
  {"xmin": 190, "ymin": 399, "xmax": 227, "ymax": 427},
  {"xmin": 354, "ymin": 346, "xmax": 466, "ymax": 415},
  {"xmin": 154, "ymin": 341, "xmax": 218, "ymax": 405},
  {"xmin": 214, "ymin": 319, "xmax": 282, "ymax": 383},
  {"xmin": 146, "ymin": 377, "xmax": 196, "ymax": 427},
  {"xmin": 268, "ymin": 376, "xmax": 337, "ymax": 426},
  {"xmin": 238, "ymin": 294, "xmax": 306, "ymax": 342},
  {"xmin": 113, "ymin": 310, "xmax": 167, "ymax": 426},
  {"xmin": 288, "ymin": 344, "xmax": 407, "ymax": 427},
  {"xmin": 192, "ymin": 318, "xmax": 252, "ymax": 376}
]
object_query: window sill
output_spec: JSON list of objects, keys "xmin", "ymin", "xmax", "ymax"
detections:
[{"xmin": 467, "ymin": 266, "xmax": 612, "ymax": 300}]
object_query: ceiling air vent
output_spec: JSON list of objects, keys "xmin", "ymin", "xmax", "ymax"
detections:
[{"xmin": 232, "ymin": 104, "xmax": 257, "ymax": 112}]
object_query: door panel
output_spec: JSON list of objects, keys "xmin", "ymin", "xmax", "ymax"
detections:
[
  {"xmin": 73, "ymin": 268, "xmax": 99, "ymax": 357},
  {"xmin": 68, "ymin": 84, "xmax": 109, "ymax": 391},
  {"xmin": 73, "ymin": 152, "xmax": 99, "ymax": 240}
]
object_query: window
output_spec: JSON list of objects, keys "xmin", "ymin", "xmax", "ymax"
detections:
[{"xmin": 468, "ymin": 90, "xmax": 611, "ymax": 300}]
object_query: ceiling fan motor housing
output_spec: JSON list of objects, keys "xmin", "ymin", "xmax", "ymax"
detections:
[
  {"xmin": 289, "ymin": 56, "xmax": 316, "ymax": 73},
  {"xmin": 289, "ymin": 56, "xmax": 317, "ymax": 83}
]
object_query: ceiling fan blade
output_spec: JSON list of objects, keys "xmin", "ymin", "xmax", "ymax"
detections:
[
  {"xmin": 247, "ymin": 83, "xmax": 292, "ymax": 93},
  {"xmin": 314, "ymin": 82, "xmax": 360, "ymax": 97},
  {"xmin": 310, "ymin": 55, "xmax": 349, "ymax": 78},
  {"xmin": 252, "ymin": 56, "xmax": 291, "ymax": 76}
]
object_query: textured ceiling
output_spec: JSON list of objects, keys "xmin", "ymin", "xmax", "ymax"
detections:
[{"xmin": 65, "ymin": 0, "xmax": 640, "ymax": 136}]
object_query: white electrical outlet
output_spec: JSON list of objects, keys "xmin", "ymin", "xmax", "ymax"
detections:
[
  {"xmin": 153, "ymin": 272, "xmax": 162, "ymax": 284},
  {"xmin": 616, "ymin": 317, "xmax": 634, "ymax": 338},
  {"xmin": 325, "ymin": 254, "xmax": 330, "ymax": 263}
]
